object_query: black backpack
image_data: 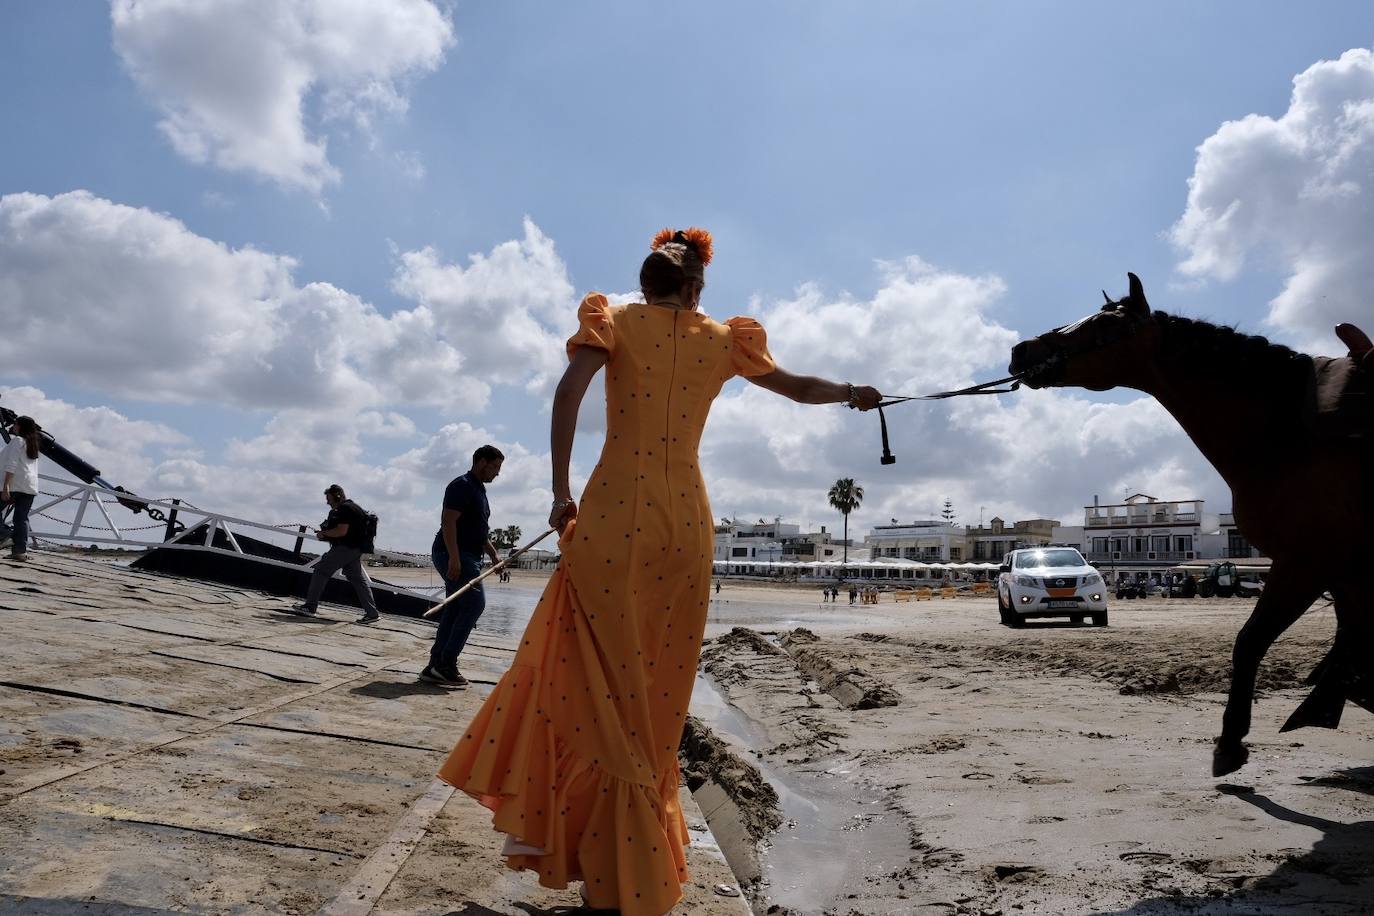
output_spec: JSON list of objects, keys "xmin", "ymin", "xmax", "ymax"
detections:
[{"xmin": 363, "ymin": 512, "xmax": 379, "ymax": 553}]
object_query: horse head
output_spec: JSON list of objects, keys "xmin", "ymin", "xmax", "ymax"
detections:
[{"xmin": 1009, "ymin": 273, "xmax": 1162, "ymax": 391}]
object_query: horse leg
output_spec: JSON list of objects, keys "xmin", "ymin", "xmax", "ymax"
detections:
[
  {"xmin": 1213, "ymin": 566, "xmax": 1323, "ymax": 777},
  {"xmin": 1283, "ymin": 580, "xmax": 1374, "ymax": 729}
]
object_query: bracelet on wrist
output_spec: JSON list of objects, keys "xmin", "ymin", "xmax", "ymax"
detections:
[{"xmin": 845, "ymin": 382, "xmax": 857, "ymax": 409}]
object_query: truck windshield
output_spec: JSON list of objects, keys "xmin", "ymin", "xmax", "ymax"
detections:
[{"xmin": 1014, "ymin": 549, "xmax": 1083, "ymax": 569}]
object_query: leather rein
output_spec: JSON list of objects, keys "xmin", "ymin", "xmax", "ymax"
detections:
[
  {"xmin": 864, "ymin": 375, "xmax": 1022, "ymax": 465},
  {"xmin": 865, "ymin": 295, "xmax": 1145, "ymax": 465}
]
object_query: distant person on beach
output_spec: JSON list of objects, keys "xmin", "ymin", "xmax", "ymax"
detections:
[
  {"xmin": 422, "ymin": 445, "xmax": 505, "ymax": 688},
  {"xmin": 291, "ymin": 484, "xmax": 378, "ymax": 623},
  {"xmin": 436, "ymin": 227, "xmax": 880, "ymax": 914},
  {"xmin": 1, "ymin": 415, "xmax": 41, "ymax": 561},
  {"xmin": 849, "ymin": 585, "xmax": 858, "ymax": 605}
]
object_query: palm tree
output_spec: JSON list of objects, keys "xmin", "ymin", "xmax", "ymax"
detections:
[{"xmin": 827, "ymin": 478, "xmax": 864, "ymax": 573}]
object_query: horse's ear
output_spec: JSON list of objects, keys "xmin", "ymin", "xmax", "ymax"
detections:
[
  {"xmin": 1102, "ymin": 290, "xmax": 1113, "ymax": 305},
  {"xmin": 1125, "ymin": 272, "xmax": 1150, "ymax": 315}
]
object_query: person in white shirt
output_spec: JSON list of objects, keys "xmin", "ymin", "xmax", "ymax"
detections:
[{"xmin": 1, "ymin": 415, "xmax": 41, "ymax": 561}]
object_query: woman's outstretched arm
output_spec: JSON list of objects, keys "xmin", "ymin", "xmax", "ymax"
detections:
[
  {"xmin": 549, "ymin": 346, "xmax": 609, "ymax": 530},
  {"xmin": 747, "ymin": 367, "xmax": 881, "ymax": 410}
]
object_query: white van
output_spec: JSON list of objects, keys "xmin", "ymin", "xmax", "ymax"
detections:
[{"xmin": 996, "ymin": 547, "xmax": 1108, "ymax": 627}]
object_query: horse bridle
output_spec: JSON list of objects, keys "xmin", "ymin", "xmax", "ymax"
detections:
[
  {"xmin": 863, "ymin": 294, "xmax": 1147, "ymax": 465},
  {"xmin": 1017, "ymin": 294, "xmax": 1149, "ymax": 383}
]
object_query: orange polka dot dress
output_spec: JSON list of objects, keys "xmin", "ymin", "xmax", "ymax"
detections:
[{"xmin": 438, "ymin": 293, "xmax": 775, "ymax": 914}]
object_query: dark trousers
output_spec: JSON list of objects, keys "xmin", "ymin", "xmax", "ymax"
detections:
[
  {"xmin": 303, "ymin": 544, "xmax": 378, "ymax": 615},
  {"xmin": 8, "ymin": 492, "xmax": 34, "ymax": 556},
  {"xmin": 430, "ymin": 542, "xmax": 484, "ymax": 671}
]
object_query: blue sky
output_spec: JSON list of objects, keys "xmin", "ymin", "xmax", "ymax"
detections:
[{"xmin": 2, "ymin": 2, "xmax": 1372, "ymax": 549}]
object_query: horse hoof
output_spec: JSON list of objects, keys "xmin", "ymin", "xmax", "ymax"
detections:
[{"xmin": 1212, "ymin": 738, "xmax": 1249, "ymax": 777}]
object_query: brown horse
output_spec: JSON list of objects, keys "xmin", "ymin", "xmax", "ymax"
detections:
[{"xmin": 1009, "ymin": 273, "xmax": 1372, "ymax": 776}]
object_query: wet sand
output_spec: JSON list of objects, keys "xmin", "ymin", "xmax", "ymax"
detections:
[{"xmin": 688, "ymin": 588, "xmax": 1373, "ymax": 915}]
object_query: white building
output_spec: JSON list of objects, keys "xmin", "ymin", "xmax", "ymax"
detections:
[
  {"xmin": 864, "ymin": 520, "xmax": 966, "ymax": 563},
  {"xmin": 1198, "ymin": 512, "xmax": 1261, "ymax": 560},
  {"xmin": 1053, "ymin": 525, "xmax": 1085, "ymax": 552},
  {"xmin": 1083, "ymin": 494, "xmax": 1204, "ymax": 580},
  {"xmin": 713, "ymin": 519, "xmax": 799, "ymax": 564}
]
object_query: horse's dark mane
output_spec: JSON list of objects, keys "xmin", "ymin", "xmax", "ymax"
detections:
[{"xmin": 1152, "ymin": 311, "xmax": 1311, "ymax": 402}]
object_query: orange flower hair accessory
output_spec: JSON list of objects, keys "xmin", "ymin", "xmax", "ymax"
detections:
[{"xmin": 650, "ymin": 226, "xmax": 714, "ymax": 266}]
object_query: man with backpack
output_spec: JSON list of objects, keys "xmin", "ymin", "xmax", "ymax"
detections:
[{"xmin": 291, "ymin": 483, "xmax": 380, "ymax": 623}]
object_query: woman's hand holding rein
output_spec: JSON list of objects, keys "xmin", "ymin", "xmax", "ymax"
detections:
[
  {"xmin": 550, "ymin": 497, "xmax": 577, "ymax": 532},
  {"xmin": 847, "ymin": 383, "xmax": 882, "ymax": 411}
]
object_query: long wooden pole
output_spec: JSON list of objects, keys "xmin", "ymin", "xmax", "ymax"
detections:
[{"xmin": 421, "ymin": 528, "xmax": 556, "ymax": 619}]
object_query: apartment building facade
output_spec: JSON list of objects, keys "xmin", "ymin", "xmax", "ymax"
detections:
[
  {"xmin": 965, "ymin": 517, "xmax": 1060, "ymax": 562},
  {"xmin": 864, "ymin": 520, "xmax": 966, "ymax": 562},
  {"xmin": 1083, "ymin": 494, "xmax": 1204, "ymax": 579}
]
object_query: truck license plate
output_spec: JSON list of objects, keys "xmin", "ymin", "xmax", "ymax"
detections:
[{"xmin": 1048, "ymin": 600, "xmax": 1079, "ymax": 608}]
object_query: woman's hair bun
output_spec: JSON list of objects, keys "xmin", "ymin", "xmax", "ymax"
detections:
[{"xmin": 651, "ymin": 226, "xmax": 713, "ymax": 266}]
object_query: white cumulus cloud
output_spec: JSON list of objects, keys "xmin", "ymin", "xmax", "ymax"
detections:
[
  {"xmin": 390, "ymin": 218, "xmax": 579, "ymax": 405},
  {"xmin": 0, "ymin": 191, "xmax": 576, "ymax": 413},
  {"xmin": 111, "ymin": 0, "xmax": 454, "ymax": 192},
  {"xmin": 0, "ymin": 386, "xmax": 188, "ymax": 490},
  {"xmin": 1171, "ymin": 47, "xmax": 1374, "ymax": 350}
]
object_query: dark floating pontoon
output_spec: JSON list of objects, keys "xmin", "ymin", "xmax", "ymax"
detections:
[{"xmin": 2, "ymin": 395, "xmax": 435, "ymax": 619}]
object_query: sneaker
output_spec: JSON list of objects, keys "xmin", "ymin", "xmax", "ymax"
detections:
[
  {"xmin": 10, "ymin": 553, "xmax": 29, "ymax": 562},
  {"xmin": 441, "ymin": 667, "xmax": 469, "ymax": 687},
  {"xmin": 418, "ymin": 665, "xmax": 451, "ymax": 686},
  {"xmin": 287, "ymin": 603, "xmax": 317, "ymax": 616},
  {"xmin": 356, "ymin": 612, "xmax": 381, "ymax": 624},
  {"xmin": 419, "ymin": 665, "xmax": 466, "ymax": 688}
]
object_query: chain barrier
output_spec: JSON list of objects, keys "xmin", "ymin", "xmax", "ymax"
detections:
[{"xmin": 31, "ymin": 509, "xmax": 168, "ymax": 533}]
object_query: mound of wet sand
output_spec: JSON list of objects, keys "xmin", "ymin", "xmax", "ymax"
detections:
[
  {"xmin": 857, "ymin": 631, "xmax": 1331, "ymax": 697},
  {"xmin": 678, "ymin": 715, "xmax": 782, "ymax": 842},
  {"xmin": 781, "ymin": 628, "xmax": 900, "ymax": 709}
]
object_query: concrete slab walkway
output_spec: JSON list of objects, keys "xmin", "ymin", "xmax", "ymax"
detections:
[{"xmin": 0, "ymin": 554, "xmax": 747, "ymax": 915}]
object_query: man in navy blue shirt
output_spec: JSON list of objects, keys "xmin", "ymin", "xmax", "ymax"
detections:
[{"xmin": 421, "ymin": 444, "xmax": 505, "ymax": 686}]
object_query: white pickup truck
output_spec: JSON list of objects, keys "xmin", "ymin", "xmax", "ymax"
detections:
[{"xmin": 996, "ymin": 547, "xmax": 1109, "ymax": 627}]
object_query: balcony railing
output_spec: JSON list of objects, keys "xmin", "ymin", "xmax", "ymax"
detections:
[
  {"xmin": 1086, "ymin": 515, "xmax": 1199, "ymax": 528},
  {"xmin": 1085, "ymin": 550, "xmax": 1194, "ymax": 563}
]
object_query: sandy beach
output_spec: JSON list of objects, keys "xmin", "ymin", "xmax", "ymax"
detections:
[{"xmin": 685, "ymin": 584, "xmax": 1373, "ymax": 915}]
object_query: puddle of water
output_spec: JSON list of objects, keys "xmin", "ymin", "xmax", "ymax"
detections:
[{"xmin": 690, "ymin": 674, "xmax": 910, "ymax": 913}]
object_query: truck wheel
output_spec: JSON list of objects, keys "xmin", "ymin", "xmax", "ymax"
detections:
[
  {"xmin": 1092, "ymin": 612, "xmax": 1109, "ymax": 627},
  {"xmin": 997, "ymin": 592, "xmax": 1013, "ymax": 626}
]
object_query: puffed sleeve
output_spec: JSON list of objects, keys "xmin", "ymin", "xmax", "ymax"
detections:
[
  {"xmin": 724, "ymin": 316, "xmax": 776, "ymax": 378},
  {"xmin": 565, "ymin": 293, "xmax": 615, "ymax": 359}
]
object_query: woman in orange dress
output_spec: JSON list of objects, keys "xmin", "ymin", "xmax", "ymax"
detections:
[{"xmin": 438, "ymin": 228, "xmax": 880, "ymax": 914}]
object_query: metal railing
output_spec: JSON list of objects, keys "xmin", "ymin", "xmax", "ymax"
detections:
[{"xmin": 22, "ymin": 473, "xmax": 424, "ymax": 572}]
